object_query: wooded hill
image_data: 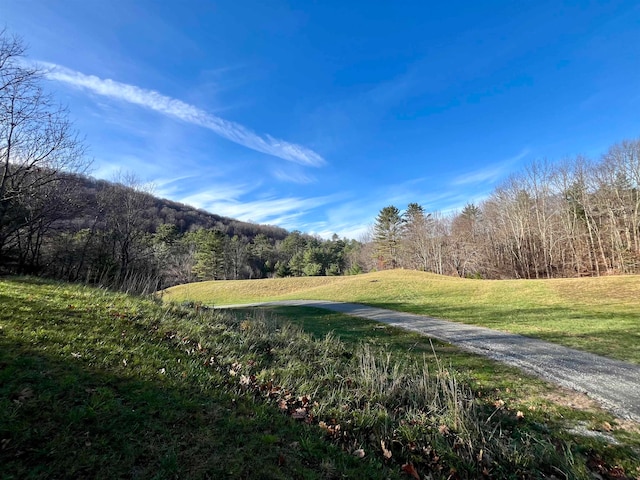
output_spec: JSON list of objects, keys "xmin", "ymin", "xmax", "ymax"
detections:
[{"xmin": 0, "ymin": 170, "xmax": 360, "ymax": 292}]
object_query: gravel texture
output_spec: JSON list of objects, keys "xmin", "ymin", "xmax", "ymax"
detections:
[{"xmin": 217, "ymin": 300, "xmax": 640, "ymax": 421}]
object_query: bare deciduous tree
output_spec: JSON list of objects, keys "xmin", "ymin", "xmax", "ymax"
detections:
[
  {"xmin": 0, "ymin": 30, "xmax": 87, "ymax": 269},
  {"xmin": 97, "ymin": 172, "xmax": 153, "ymax": 277}
]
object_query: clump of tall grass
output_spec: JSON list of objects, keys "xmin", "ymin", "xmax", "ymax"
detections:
[
  {"xmin": 160, "ymin": 306, "xmax": 585, "ymax": 479},
  {"xmin": 95, "ymin": 268, "xmax": 163, "ymax": 295}
]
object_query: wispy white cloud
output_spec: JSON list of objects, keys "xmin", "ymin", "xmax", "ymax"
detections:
[
  {"xmin": 91, "ymin": 162, "xmax": 123, "ymax": 181},
  {"xmin": 452, "ymin": 149, "xmax": 530, "ymax": 186},
  {"xmin": 179, "ymin": 183, "xmax": 257, "ymax": 208},
  {"xmin": 311, "ymin": 177, "xmax": 497, "ymax": 239},
  {"xmin": 272, "ymin": 168, "xmax": 316, "ymax": 184},
  {"xmin": 182, "ymin": 192, "xmax": 340, "ymax": 227},
  {"xmin": 148, "ymin": 175, "xmax": 202, "ymax": 199},
  {"xmin": 451, "ymin": 165, "xmax": 508, "ymax": 186},
  {"xmin": 428, "ymin": 192, "xmax": 486, "ymax": 214},
  {"xmin": 41, "ymin": 63, "xmax": 326, "ymax": 167},
  {"xmin": 152, "ymin": 174, "xmax": 199, "ymax": 190},
  {"xmin": 312, "ymin": 196, "xmax": 384, "ymax": 240},
  {"xmin": 91, "ymin": 154, "xmax": 164, "ymax": 181},
  {"xmin": 310, "ymin": 220, "xmax": 371, "ymax": 241}
]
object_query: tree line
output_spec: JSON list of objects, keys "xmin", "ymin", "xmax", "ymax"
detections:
[{"xmin": 371, "ymin": 140, "xmax": 640, "ymax": 278}]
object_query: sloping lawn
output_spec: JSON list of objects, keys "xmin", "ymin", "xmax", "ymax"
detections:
[{"xmin": 0, "ymin": 278, "xmax": 398, "ymax": 479}]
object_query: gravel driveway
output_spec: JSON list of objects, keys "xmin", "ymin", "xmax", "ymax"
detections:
[{"xmin": 217, "ymin": 300, "xmax": 640, "ymax": 421}]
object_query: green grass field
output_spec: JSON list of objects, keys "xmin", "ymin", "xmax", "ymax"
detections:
[
  {"xmin": 2, "ymin": 276, "xmax": 640, "ymax": 479},
  {"xmin": 163, "ymin": 270, "xmax": 640, "ymax": 363},
  {"xmin": 0, "ymin": 277, "xmax": 402, "ymax": 479}
]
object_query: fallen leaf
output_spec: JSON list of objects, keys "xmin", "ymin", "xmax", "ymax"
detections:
[
  {"xmin": 516, "ymin": 411, "xmax": 525, "ymax": 420},
  {"xmin": 381, "ymin": 440, "xmax": 392, "ymax": 459},
  {"xmin": 291, "ymin": 408, "xmax": 307, "ymax": 420},
  {"xmin": 402, "ymin": 463, "xmax": 420, "ymax": 479},
  {"xmin": 353, "ymin": 448, "xmax": 365, "ymax": 458},
  {"xmin": 438, "ymin": 424, "xmax": 450, "ymax": 435}
]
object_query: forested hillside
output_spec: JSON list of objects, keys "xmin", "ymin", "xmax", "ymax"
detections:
[{"xmin": 0, "ymin": 170, "xmax": 361, "ymax": 290}]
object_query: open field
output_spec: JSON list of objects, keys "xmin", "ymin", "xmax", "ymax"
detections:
[
  {"xmin": 162, "ymin": 270, "xmax": 640, "ymax": 363},
  {"xmin": 2, "ymin": 277, "xmax": 640, "ymax": 478}
]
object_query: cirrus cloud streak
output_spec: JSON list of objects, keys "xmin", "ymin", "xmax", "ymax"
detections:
[{"xmin": 42, "ymin": 63, "xmax": 326, "ymax": 167}]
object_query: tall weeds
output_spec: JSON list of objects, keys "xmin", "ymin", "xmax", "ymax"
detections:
[{"xmin": 160, "ymin": 306, "xmax": 585, "ymax": 479}]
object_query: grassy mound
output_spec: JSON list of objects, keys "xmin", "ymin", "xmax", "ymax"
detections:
[
  {"xmin": 162, "ymin": 270, "xmax": 640, "ymax": 363},
  {"xmin": 2, "ymin": 277, "xmax": 639, "ymax": 479}
]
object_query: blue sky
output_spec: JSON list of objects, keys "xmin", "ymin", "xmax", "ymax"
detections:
[{"xmin": 2, "ymin": 1, "xmax": 639, "ymax": 238}]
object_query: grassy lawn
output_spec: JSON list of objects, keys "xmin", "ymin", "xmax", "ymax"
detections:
[
  {"xmin": 162, "ymin": 270, "xmax": 640, "ymax": 363},
  {"xmin": 0, "ymin": 278, "xmax": 400, "ymax": 479},
  {"xmin": 3, "ymin": 277, "xmax": 639, "ymax": 479}
]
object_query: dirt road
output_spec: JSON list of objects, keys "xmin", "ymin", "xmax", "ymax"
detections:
[{"xmin": 217, "ymin": 300, "xmax": 640, "ymax": 421}]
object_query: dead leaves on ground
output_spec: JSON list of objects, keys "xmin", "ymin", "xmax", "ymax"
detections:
[
  {"xmin": 221, "ymin": 358, "xmax": 484, "ymax": 479},
  {"xmin": 231, "ymin": 365, "xmax": 318, "ymax": 424},
  {"xmin": 160, "ymin": 324, "xmax": 634, "ymax": 480},
  {"xmin": 381, "ymin": 439, "xmax": 392, "ymax": 459},
  {"xmin": 402, "ymin": 463, "xmax": 421, "ymax": 479}
]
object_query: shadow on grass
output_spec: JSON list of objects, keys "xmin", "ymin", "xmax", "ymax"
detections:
[{"xmin": 1, "ymin": 341, "xmax": 335, "ymax": 479}]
